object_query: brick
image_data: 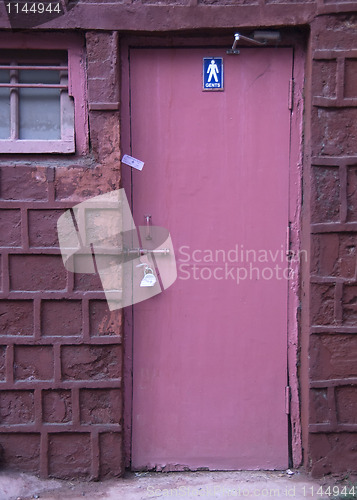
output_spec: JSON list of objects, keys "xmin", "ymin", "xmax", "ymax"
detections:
[
  {"xmin": 74, "ymin": 272, "xmax": 104, "ymax": 292},
  {"xmin": 87, "ymin": 59, "xmax": 114, "ymax": 81},
  {"xmin": 311, "ymin": 234, "xmax": 337, "ymax": 277},
  {"xmin": 347, "ymin": 166, "xmax": 357, "ymax": 222},
  {"xmin": 0, "ymin": 346, "xmax": 5, "ymax": 381},
  {"xmin": 310, "ymin": 433, "xmax": 357, "ymax": 478},
  {"xmin": 336, "ymin": 386, "xmax": 357, "ymax": 424},
  {"xmin": 312, "ymin": 16, "xmax": 357, "ymax": 52},
  {"xmin": 41, "ymin": 300, "xmax": 82, "ymax": 337},
  {"xmin": 61, "ymin": 345, "xmax": 121, "ymax": 381},
  {"xmin": 28, "ymin": 210, "xmax": 64, "ymax": 248},
  {"xmin": 0, "ymin": 166, "xmax": 48, "ymax": 201},
  {"xmin": 312, "ymin": 108, "xmax": 357, "ymax": 156},
  {"xmin": 87, "ymin": 60, "xmax": 113, "ymax": 80},
  {"xmin": 142, "ymin": 0, "xmax": 189, "ymax": 4},
  {"xmin": 48, "ymin": 433, "xmax": 91, "ymax": 479},
  {"xmin": 312, "ymin": 59, "xmax": 337, "ymax": 98},
  {"xmin": 55, "ymin": 166, "xmax": 117, "ymax": 202},
  {"xmin": 89, "ymin": 300, "xmax": 121, "ymax": 337},
  {"xmin": 85, "ymin": 32, "xmax": 117, "ymax": 67},
  {"xmin": 88, "ymin": 113, "xmax": 120, "ymax": 163},
  {"xmin": 0, "ymin": 434, "xmax": 40, "ymax": 472},
  {"xmin": 311, "ymin": 166, "xmax": 340, "ymax": 223},
  {"xmin": 311, "ymin": 234, "xmax": 357, "ymax": 279},
  {"xmin": 0, "ymin": 300, "xmax": 33, "ymax": 336},
  {"xmin": 43, "ymin": 390, "xmax": 72, "ymax": 424},
  {"xmin": 339, "ymin": 235, "xmax": 357, "ymax": 278},
  {"xmin": 266, "ymin": 0, "xmax": 313, "ymax": 2},
  {"xmin": 309, "ymin": 388, "xmax": 330, "ymax": 424},
  {"xmin": 343, "ymin": 284, "xmax": 357, "ymax": 325},
  {"xmin": 0, "ymin": 391, "xmax": 35, "ymax": 424},
  {"xmin": 344, "ymin": 59, "xmax": 357, "ymax": 98},
  {"xmin": 14, "ymin": 345, "xmax": 53, "ymax": 381},
  {"xmin": 310, "ymin": 335, "xmax": 357, "ymax": 381},
  {"xmin": 80, "ymin": 389, "xmax": 121, "ymax": 424},
  {"xmin": 99, "ymin": 432, "xmax": 123, "ymax": 478},
  {"xmin": 199, "ymin": 0, "xmax": 257, "ymax": 3},
  {"xmin": 85, "ymin": 209, "xmax": 122, "ymax": 247},
  {"xmin": 87, "ymin": 78, "xmax": 118, "ymax": 103},
  {"xmin": 9, "ymin": 255, "xmax": 67, "ymax": 291},
  {"xmin": 310, "ymin": 283, "xmax": 336, "ymax": 326},
  {"xmin": 0, "ymin": 210, "xmax": 22, "ymax": 247}
]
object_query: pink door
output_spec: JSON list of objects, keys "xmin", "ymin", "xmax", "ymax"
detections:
[{"xmin": 122, "ymin": 46, "xmax": 293, "ymax": 470}]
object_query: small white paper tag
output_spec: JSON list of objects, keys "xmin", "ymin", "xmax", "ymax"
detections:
[{"xmin": 122, "ymin": 154, "xmax": 144, "ymax": 171}]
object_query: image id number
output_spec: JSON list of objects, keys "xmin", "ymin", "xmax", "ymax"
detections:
[{"xmin": 6, "ymin": 2, "xmax": 61, "ymax": 14}]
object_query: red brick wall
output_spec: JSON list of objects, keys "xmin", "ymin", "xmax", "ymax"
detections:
[
  {"xmin": 0, "ymin": 32, "xmax": 123, "ymax": 479},
  {"xmin": 309, "ymin": 15, "xmax": 357, "ymax": 477}
]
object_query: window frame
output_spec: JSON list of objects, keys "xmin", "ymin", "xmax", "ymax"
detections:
[{"xmin": 0, "ymin": 33, "xmax": 88, "ymax": 155}]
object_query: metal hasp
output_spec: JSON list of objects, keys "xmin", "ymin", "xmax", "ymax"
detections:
[
  {"xmin": 227, "ymin": 31, "xmax": 281, "ymax": 54},
  {"xmin": 125, "ymin": 248, "xmax": 170, "ymax": 256},
  {"xmin": 144, "ymin": 214, "xmax": 152, "ymax": 240}
]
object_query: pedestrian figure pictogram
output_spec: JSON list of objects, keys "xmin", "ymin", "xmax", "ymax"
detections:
[
  {"xmin": 203, "ymin": 57, "xmax": 224, "ymax": 91},
  {"xmin": 207, "ymin": 59, "xmax": 219, "ymax": 82}
]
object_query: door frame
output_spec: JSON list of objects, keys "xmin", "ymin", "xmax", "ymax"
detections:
[{"xmin": 120, "ymin": 33, "xmax": 306, "ymax": 470}]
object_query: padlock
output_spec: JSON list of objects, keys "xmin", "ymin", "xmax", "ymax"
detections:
[{"xmin": 140, "ymin": 267, "xmax": 157, "ymax": 287}]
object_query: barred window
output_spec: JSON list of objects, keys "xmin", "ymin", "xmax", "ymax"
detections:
[{"xmin": 0, "ymin": 47, "xmax": 83, "ymax": 154}]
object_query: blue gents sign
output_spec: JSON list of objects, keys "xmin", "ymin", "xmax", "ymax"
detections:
[{"xmin": 203, "ymin": 57, "xmax": 224, "ymax": 91}]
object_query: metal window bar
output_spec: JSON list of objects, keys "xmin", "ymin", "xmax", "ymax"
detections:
[
  {"xmin": 1, "ymin": 63, "xmax": 69, "ymax": 141},
  {"xmin": 0, "ymin": 83, "xmax": 68, "ymax": 88},
  {"xmin": 0, "ymin": 65, "xmax": 68, "ymax": 70},
  {"xmin": 10, "ymin": 66, "xmax": 18, "ymax": 140},
  {"xmin": 0, "ymin": 64, "xmax": 68, "ymax": 88}
]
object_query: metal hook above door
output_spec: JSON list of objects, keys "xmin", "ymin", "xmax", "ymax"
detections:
[{"xmin": 227, "ymin": 31, "xmax": 281, "ymax": 55}]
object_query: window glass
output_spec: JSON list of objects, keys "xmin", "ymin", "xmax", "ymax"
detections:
[
  {"xmin": 0, "ymin": 69, "xmax": 10, "ymax": 139},
  {"xmin": 18, "ymin": 69, "xmax": 61, "ymax": 140},
  {"xmin": 0, "ymin": 46, "xmax": 83, "ymax": 154}
]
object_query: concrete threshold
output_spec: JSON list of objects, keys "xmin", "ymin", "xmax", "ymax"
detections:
[{"xmin": 0, "ymin": 469, "xmax": 354, "ymax": 500}]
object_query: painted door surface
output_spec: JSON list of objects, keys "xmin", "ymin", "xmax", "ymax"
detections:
[{"xmin": 123, "ymin": 47, "xmax": 293, "ymax": 470}]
